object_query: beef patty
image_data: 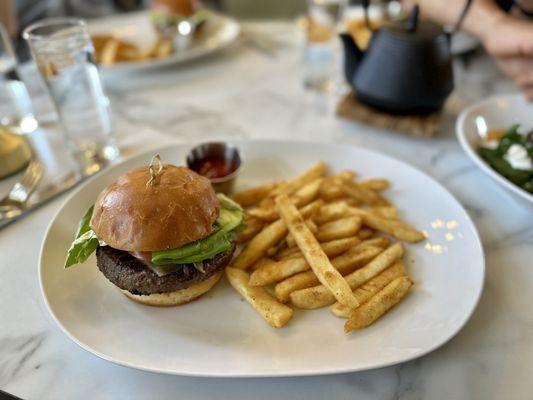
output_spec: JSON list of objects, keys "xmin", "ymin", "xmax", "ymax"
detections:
[{"xmin": 96, "ymin": 243, "xmax": 236, "ymax": 296}]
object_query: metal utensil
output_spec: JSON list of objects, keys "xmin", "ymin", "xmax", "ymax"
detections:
[{"xmin": 0, "ymin": 160, "xmax": 44, "ymax": 219}]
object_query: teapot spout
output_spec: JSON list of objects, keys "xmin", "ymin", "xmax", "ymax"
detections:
[{"xmin": 339, "ymin": 33, "xmax": 364, "ymax": 86}]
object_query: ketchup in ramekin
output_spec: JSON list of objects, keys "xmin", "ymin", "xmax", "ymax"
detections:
[{"xmin": 186, "ymin": 142, "xmax": 242, "ymax": 194}]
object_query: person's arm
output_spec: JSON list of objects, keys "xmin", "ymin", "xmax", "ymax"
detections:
[
  {"xmin": 403, "ymin": 0, "xmax": 533, "ymax": 100},
  {"xmin": 403, "ymin": 0, "xmax": 505, "ymax": 38},
  {"xmin": 0, "ymin": 0, "xmax": 18, "ymax": 37}
]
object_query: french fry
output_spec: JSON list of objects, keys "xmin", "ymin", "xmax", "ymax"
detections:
[
  {"xmin": 287, "ymin": 219, "xmax": 318, "ymax": 247},
  {"xmin": 355, "ymin": 237, "xmax": 390, "ymax": 250},
  {"xmin": 275, "ymin": 245, "xmax": 383, "ymax": 303},
  {"xmin": 343, "ymin": 243, "xmax": 404, "ymax": 287},
  {"xmin": 231, "ymin": 182, "xmax": 278, "ymax": 207},
  {"xmin": 358, "ymin": 179, "xmax": 390, "ymax": 192},
  {"xmin": 319, "ymin": 236, "xmax": 361, "ymax": 257},
  {"xmin": 249, "ymin": 257, "xmax": 276, "ymax": 271},
  {"xmin": 226, "ymin": 268, "xmax": 293, "ymax": 328},
  {"xmin": 356, "ymin": 210, "xmax": 425, "ymax": 243},
  {"xmin": 344, "ymin": 276, "xmax": 413, "ymax": 332},
  {"xmin": 275, "ymin": 194, "xmax": 359, "ymax": 309},
  {"xmin": 330, "ymin": 261, "xmax": 406, "ymax": 317},
  {"xmin": 371, "ymin": 206, "xmax": 398, "ymax": 219},
  {"xmin": 342, "ymin": 181, "xmax": 389, "ymax": 206},
  {"xmin": 266, "ymin": 238, "xmax": 287, "ymax": 257},
  {"xmin": 289, "ymin": 243, "xmax": 403, "ymax": 309},
  {"xmin": 249, "ymin": 237, "xmax": 361, "ymax": 286},
  {"xmin": 100, "ymin": 39, "xmax": 120, "ymax": 66},
  {"xmin": 275, "ymin": 246, "xmax": 302, "ymax": 260},
  {"xmin": 237, "ymin": 216, "xmax": 263, "ymax": 243},
  {"xmin": 318, "ymin": 185, "xmax": 346, "ymax": 201},
  {"xmin": 248, "ymin": 179, "xmax": 323, "ymax": 222},
  {"xmin": 314, "ymin": 201, "xmax": 351, "ymax": 225},
  {"xmin": 318, "ymin": 171, "xmax": 355, "ymax": 200},
  {"xmin": 357, "ymin": 228, "xmax": 374, "ymax": 239},
  {"xmin": 271, "ymin": 162, "xmax": 326, "ymax": 197},
  {"xmin": 154, "ymin": 38, "xmax": 173, "ymax": 59},
  {"xmin": 275, "ymin": 271, "xmax": 321, "ymax": 303},
  {"xmin": 280, "ymin": 236, "xmax": 361, "ymax": 260},
  {"xmin": 231, "ymin": 200, "xmax": 322, "ymax": 270},
  {"xmin": 315, "ymin": 216, "xmax": 362, "ymax": 242},
  {"xmin": 250, "ymin": 257, "xmax": 307, "ymax": 286}
]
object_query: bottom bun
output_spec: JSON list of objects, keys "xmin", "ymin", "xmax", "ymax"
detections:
[{"xmin": 120, "ymin": 271, "xmax": 223, "ymax": 307}]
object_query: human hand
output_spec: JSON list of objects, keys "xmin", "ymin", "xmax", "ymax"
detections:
[{"xmin": 482, "ymin": 15, "xmax": 533, "ymax": 100}]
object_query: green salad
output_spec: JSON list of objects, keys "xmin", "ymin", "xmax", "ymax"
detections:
[
  {"xmin": 478, "ymin": 125, "xmax": 533, "ymax": 194},
  {"xmin": 65, "ymin": 193, "xmax": 244, "ymax": 271}
]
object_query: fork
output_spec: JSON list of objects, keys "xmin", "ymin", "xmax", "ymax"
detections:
[{"xmin": 0, "ymin": 161, "xmax": 44, "ymax": 218}]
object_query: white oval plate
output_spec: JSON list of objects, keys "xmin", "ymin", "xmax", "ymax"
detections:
[
  {"xmin": 86, "ymin": 11, "xmax": 240, "ymax": 73},
  {"xmin": 456, "ymin": 94, "xmax": 533, "ymax": 210},
  {"xmin": 40, "ymin": 141, "xmax": 484, "ymax": 377}
]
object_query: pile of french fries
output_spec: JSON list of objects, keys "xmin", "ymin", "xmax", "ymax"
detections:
[
  {"xmin": 226, "ymin": 162, "xmax": 425, "ymax": 333},
  {"xmin": 92, "ymin": 35, "xmax": 173, "ymax": 66}
]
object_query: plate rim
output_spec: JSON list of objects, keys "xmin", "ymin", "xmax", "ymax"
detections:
[
  {"xmin": 455, "ymin": 93, "xmax": 533, "ymax": 205},
  {"xmin": 86, "ymin": 10, "xmax": 241, "ymax": 73},
  {"xmin": 39, "ymin": 139, "xmax": 486, "ymax": 377}
]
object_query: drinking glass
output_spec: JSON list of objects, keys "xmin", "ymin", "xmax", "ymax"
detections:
[
  {"xmin": 0, "ymin": 23, "xmax": 38, "ymax": 134},
  {"xmin": 23, "ymin": 18, "xmax": 118, "ymax": 176},
  {"xmin": 303, "ymin": 0, "xmax": 347, "ymax": 92}
]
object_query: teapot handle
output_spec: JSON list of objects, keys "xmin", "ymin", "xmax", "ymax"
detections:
[
  {"xmin": 362, "ymin": 0, "xmax": 372, "ymax": 30},
  {"xmin": 449, "ymin": 0, "xmax": 473, "ymax": 34}
]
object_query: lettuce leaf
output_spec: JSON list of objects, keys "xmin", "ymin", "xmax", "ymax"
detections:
[
  {"xmin": 151, "ymin": 193, "xmax": 244, "ymax": 266},
  {"xmin": 64, "ymin": 206, "xmax": 106, "ymax": 268}
]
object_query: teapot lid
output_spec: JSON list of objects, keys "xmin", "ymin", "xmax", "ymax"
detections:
[
  {"xmin": 386, "ymin": 20, "xmax": 445, "ymax": 39},
  {"xmin": 381, "ymin": 5, "xmax": 446, "ymax": 42}
]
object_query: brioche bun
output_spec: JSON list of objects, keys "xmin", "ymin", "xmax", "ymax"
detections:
[
  {"xmin": 152, "ymin": 0, "xmax": 199, "ymax": 16},
  {"xmin": 90, "ymin": 165, "xmax": 219, "ymax": 252},
  {"xmin": 120, "ymin": 271, "xmax": 223, "ymax": 307}
]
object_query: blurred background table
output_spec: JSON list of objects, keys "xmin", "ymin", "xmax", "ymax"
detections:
[{"xmin": 1, "ymin": 19, "xmax": 532, "ymax": 400}]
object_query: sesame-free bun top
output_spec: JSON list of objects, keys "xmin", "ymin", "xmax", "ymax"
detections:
[{"xmin": 90, "ymin": 165, "xmax": 219, "ymax": 252}]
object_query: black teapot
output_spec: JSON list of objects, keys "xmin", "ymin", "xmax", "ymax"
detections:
[{"xmin": 340, "ymin": 6, "xmax": 454, "ymax": 114}]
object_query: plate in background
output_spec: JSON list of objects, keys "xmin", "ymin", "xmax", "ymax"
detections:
[
  {"xmin": 40, "ymin": 141, "xmax": 485, "ymax": 377},
  {"xmin": 86, "ymin": 11, "xmax": 240, "ymax": 73},
  {"xmin": 456, "ymin": 94, "xmax": 533, "ymax": 210}
]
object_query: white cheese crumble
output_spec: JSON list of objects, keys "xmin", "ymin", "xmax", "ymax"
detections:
[{"xmin": 504, "ymin": 144, "xmax": 533, "ymax": 171}]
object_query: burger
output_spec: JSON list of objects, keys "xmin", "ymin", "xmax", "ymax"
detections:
[
  {"xmin": 64, "ymin": 160, "xmax": 244, "ymax": 307},
  {"xmin": 150, "ymin": 0, "xmax": 208, "ymax": 37}
]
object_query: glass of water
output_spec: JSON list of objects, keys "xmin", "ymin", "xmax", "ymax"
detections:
[
  {"xmin": 0, "ymin": 23, "xmax": 38, "ymax": 134},
  {"xmin": 23, "ymin": 18, "xmax": 118, "ymax": 176},
  {"xmin": 303, "ymin": 0, "xmax": 347, "ymax": 92}
]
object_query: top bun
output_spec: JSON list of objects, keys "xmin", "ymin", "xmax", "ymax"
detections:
[
  {"xmin": 91, "ymin": 165, "xmax": 219, "ymax": 252},
  {"xmin": 152, "ymin": 0, "xmax": 199, "ymax": 16}
]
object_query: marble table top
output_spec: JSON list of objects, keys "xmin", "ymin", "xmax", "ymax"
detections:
[{"xmin": 1, "ymin": 21, "xmax": 532, "ymax": 400}]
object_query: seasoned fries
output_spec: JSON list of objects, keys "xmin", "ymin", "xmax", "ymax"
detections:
[
  {"xmin": 226, "ymin": 268, "xmax": 293, "ymax": 328},
  {"xmin": 274, "ymin": 245, "xmax": 383, "ymax": 303},
  {"xmin": 345, "ymin": 276, "xmax": 413, "ymax": 332},
  {"xmin": 249, "ymin": 237, "xmax": 361, "ymax": 286},
  {"xmin": 271, "ymin": 162, "xmax": 326, "ymax": 197},
  {"xmin": 330, "ymin": 261, "xmax": 406, "ymax": 317},
  {"xmin": 249, "ymin": 178, "xmax": 323, "ymax": 222},
  {"xmin": 91, "ymin": 34, "xmax": 175, "ymax": 66},
  {"xmin": 289, "ymin": 243, "xmax": 403, "ymax": 309},
  {"xmin": 358, "ymin": 212, "xmax": 425, "ymax": 243},
  {"xmin": 231, "ymin": 182, "xmax": 278, "ymax": 207},
  {"xmin": 237, "ymin": 216, "xmax": 264, "ymax": 243},
  {"xmin": 231, "ymin": 200, "xmax": 322, "ymax": 270},
  {"xmin": 315, "ymin": 216, "xmax": 362, "ymax": 242},
  {"xmin": 226, "ymin": 161, "xmax": 423, "ymax": 333},
  {"xmin": 275, "ymin": 194, "xmax": 359, "ymax": 309},
  {"xmin": 286, "ymin": 219, "xmax": 318, "ymax": 247}
]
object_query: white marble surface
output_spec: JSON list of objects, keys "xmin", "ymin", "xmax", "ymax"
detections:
[{"xmin": 1, "ymin": 21, "xmax": 532, "ymax": 400}]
